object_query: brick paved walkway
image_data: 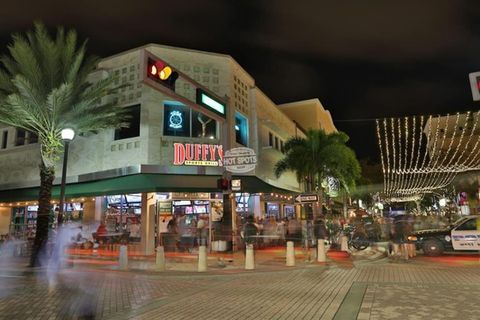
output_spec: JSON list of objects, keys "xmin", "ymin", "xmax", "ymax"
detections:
[{"xmin": 1, "ymin": 254, "xmax": 480, "ymax": 319}]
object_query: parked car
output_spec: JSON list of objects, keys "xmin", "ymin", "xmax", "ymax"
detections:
[{"xmin": 407, "ymin": 215, "xmax": 480, "ymax": 256}]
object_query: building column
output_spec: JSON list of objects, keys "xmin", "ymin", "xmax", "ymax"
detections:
[
  {"xmin": 82, "ymin": 200, "xmax": 96, "ymax": 224},
  {"xmin": 252, "ymin": 195, "xmax": 262, "ymax": 220},
  {"xmin": 140, "ymin": 192, "xmax": 156, "ymax": 255},
  {"xmin": 95, "ymin": 196, "xmax": 104, "ymax": 222}
]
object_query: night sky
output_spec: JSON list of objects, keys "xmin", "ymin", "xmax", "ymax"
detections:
[{"xmin": 1, "ymin": 0, "xmax": 479, "ymax": 160}]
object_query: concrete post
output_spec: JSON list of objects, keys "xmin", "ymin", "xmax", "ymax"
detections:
[
  {"xmin": 317, "ymin": 239, "xmax": 326, "ymax": 262},
  {"xmin": 340, "ymin": 236, "xmax": 349, "ymax": 251},
  {"xmin": 286, "ymin": 241, "xmax": 295, "ymax": 267},
  {"xmin": 245, "ymin": 244, "xmax": 255, "ymax": 270},
  {"xmin": 408, "ymin": 243, "xmax": 416, "ymax": 257},
  {"xmin": 402, "ymin": 243, "xmax": 409, "ymax": 260},
  {"xmin": 155, "ymin": 246, "xmax": 166, "ymax": 271},
  {"xmin": 310, "ymin": 247, "xmax": 317, "ymax": 262},
  {"xmin": 392, "ymin": 243, "xmax": 400, "ymax": 256},
  {"xmin": 119, "ymin": 245, "xmax": 128, "ymax": 270},
  {"xmin": 198, "ymin": 245, "xmax": 207, "ymax": 272}
]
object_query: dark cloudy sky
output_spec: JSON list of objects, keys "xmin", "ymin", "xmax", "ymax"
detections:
[{"xmin": 1, "ymin": 0, "xmax": 479, "ymax": 159}]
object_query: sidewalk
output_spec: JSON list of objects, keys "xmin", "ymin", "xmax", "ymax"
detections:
[{"xmin": 3, "ymin": 245, "xmax": 476, "ymax": 319}]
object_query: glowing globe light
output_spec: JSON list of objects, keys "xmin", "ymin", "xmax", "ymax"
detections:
[{"xmin": 61, "ymin": 128, "xmax": 75, "ymax": 141}]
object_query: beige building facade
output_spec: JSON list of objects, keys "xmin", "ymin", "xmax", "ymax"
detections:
[{"xmin": 0, "ymin": 44, "xmax": 337, "ymax": 253}]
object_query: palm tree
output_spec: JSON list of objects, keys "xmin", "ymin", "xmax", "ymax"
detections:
[
  {"xmin": 0, "ymin": 23, "xmax": 129, "ymax": 266},
  {"xmin": 274, "ymin": 129, "xmax": 361, "ymax": 218}
]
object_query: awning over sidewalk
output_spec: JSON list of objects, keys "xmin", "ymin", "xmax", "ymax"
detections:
[{"xmin": 0, "ymin": 173, "xmax": 294, "ymax": 202}]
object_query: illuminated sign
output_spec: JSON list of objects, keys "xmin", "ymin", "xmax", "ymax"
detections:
[
  {"xmin": 231, "ymin": 179, "xmax": 241, "ymax": 191},
  {"xmin": 173, "ymin": 143, "xmax": 224, "ymax": 166},
  {"xmin": 196, "ymin": 88, "xmax": 226, "ymax": 117},
  {"xmin": 223, "ymin": 147, "xmax": 257, "ymax": 173},
  {"xmin": 168, "ymin": 110, "xmax": 183, "ymax": 129},
  {"xmin": 147, "ymin": 58, "xmax": 179, "ymax": 91}
]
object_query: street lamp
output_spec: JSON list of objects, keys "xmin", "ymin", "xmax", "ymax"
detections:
[{"xmin": 57, "ymin": 128, "xmax": 75, "ymax": 226}]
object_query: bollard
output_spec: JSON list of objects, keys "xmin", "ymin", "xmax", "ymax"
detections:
[
  {"xmin": 286, "ymin": 241, "xmax": 295, "ymax": 267},
  {"xmin": 310, "ymin": 246, "xmax": 317, "ymax": 262},
  {"xmin": 317, "ymin": 239, "xmax": 326, "ymax": 262},
  {"xmin": 119, "ymin": 245, "xmax": 128, "ymax": 270},
  {"xmin": 198, "ymin": 245, "xmax": 207, "ymax": 272},
  {"xmin": 392, "ymin": 243, "xmax": 400, "ymax": 256},
  {"xmin": 245, "ymin": 244, "xmax": 255, "ymax": 270},
  {"xmin": 402, "ymin": 243, "xmax": 409, "ymax": 260},
  {"xmin": 156, "ymin": 246, "xmax": 166, "ymax": 271},
  {"xmin": 340, "ymin": 236, "xmax": 349, "ymax": 252},
  {"xmin": 408, "ymin": 243, "xmax": 416, "ymax": 258}
]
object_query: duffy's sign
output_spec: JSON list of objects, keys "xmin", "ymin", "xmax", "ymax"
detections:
[{"xmin": 173, "ymin": 143, "xmax": 223, "ymax": 166}]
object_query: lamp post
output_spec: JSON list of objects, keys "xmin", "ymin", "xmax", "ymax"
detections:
[{"xmin": 57, "ymin": 128, "xmax": 75, "ymax": 226}]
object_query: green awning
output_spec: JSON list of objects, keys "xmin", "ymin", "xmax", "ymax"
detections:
[{"xmin": 0, "ymin": 174, "xmax": 294, "ymax": 203}]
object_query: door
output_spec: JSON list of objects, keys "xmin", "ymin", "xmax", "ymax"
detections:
[{"xmin": 451, "ymin": 217, "xmax": 480, "ymax": 250}]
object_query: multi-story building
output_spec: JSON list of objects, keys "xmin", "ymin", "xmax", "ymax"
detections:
[{"xmin": 0, "ymin": 44, "xmax": 336, "ymax": 254}]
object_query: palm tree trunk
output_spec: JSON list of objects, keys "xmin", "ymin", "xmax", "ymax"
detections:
[
  {"xmin": 30, "ymin": 164, "xmax": 55, "ymax": 267},
  {"xmin": 318, "ymin": 187, "xmax": 324, "ymax": 218}
]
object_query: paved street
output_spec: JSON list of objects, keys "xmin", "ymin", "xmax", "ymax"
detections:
[{"xmin": 1, "ymin": 251, "xmax": 480, "ymax": 320}]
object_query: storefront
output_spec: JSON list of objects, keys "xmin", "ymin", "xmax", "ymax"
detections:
[{"xmin": 0, "ymin": 170, "xmax": 298, "ymax": 253}]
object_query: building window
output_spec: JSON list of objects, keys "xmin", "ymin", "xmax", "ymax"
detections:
[
  {"xmin": 269, "ymin": 132, "xmax": 273, "ymax": 147},
  {"xmin": 235, "ymin": 112, "xmax": 248, "ymax": 146},
  {"xmin": 275, "ymin": 137, "xmax": 279, "ymax": 150},
  {"xmin": 114, "ymin": 104, "xmax": 141, "ymax": 140},
  {"xmin": 192, "ymin": 111, "xmax": 216, "ymax": 139},
  {"xmin": 212, "ymin": 68, "xmax": 219, "ymax": 75},
  {"xmin": 1, "ymin": 131, "xmax": 7, "ymax": 149},
  {"xmin": 28, "ymin": 132, "xmax": 38, "ymax": 144},
  {"xmin": 163, "ymin": 103, "xmax": 190, "ymax": 137},
  {"xmin": 15, "ymin": 129, "xmax": 26, "ymax": 146},
  {"xmin": 280, "ymin": 140, "xmax": 284, "ymax": 153},
  {"xmin": 163, "ymin": 102, "xmax": 217, "ymax": 139}
]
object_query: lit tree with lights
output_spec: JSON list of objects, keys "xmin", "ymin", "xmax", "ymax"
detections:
[{"xmin": 274, "ymin": 129, "xmax": 361, "ymax": 219}]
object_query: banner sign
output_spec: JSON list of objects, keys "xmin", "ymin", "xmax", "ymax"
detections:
[
  {"xmin": 224, "ymin": 147, "xmax": 257, "ymax": 173},
  {"xmin": 173, "ymin": 143, "xmax": 223, "ymax": 166}
]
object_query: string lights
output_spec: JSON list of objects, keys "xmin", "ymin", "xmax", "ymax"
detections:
[{"xmin": 376, "ymin": 110, "xmax": 480, "ymax": 202}]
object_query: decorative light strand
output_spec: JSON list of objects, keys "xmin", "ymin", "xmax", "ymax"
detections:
[{"xmin": 376, "ymin": 110, "xmax": 480, "ymax": 201}]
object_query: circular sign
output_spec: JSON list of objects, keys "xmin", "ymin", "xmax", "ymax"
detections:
[
  {"xmin": 224, "ymin": 147, "xmax": 257, "ymax": 173},
  {"xmin": 169, "ymin": 110, "xmax": 183, "ymax": 129}
]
